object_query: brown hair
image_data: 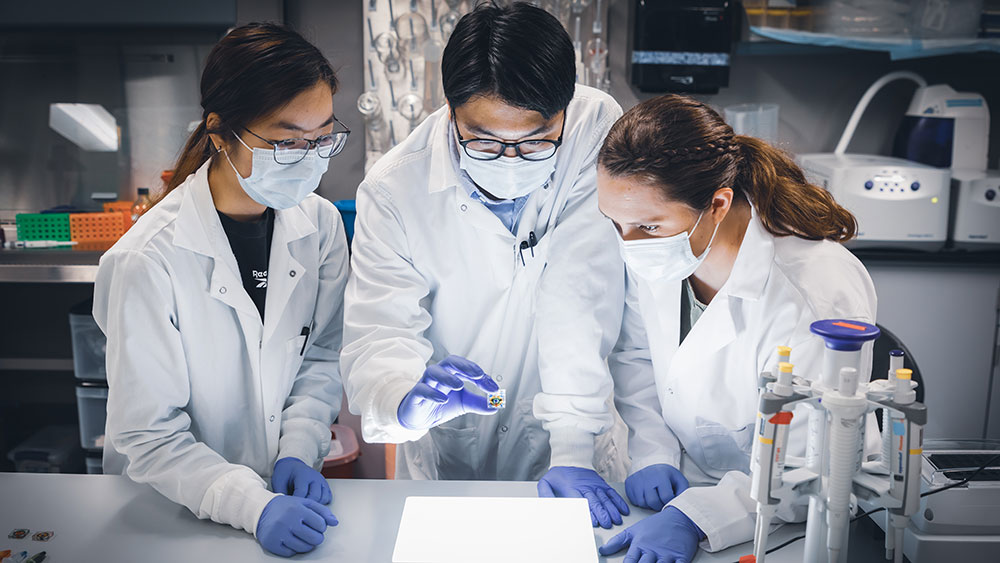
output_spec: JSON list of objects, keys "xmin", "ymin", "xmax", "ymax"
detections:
[
  {"xmin": 157, "ymin": 23, "xmax": 339, "ymax": 202},
  {"xmin": 598, "ymin": 94, "xmax": 857, "ymax": 242}
]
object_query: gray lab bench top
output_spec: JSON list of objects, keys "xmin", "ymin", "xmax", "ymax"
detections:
[{"xmin": 0, "ymin": 473, "xmax": 886, "ymax": 562}]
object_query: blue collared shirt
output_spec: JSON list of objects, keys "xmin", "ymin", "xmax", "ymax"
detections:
[{"xmin": 468, "ymin": 189, "xmax": 529, "ymax": 234}]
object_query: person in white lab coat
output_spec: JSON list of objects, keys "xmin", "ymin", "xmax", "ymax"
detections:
[
  {"xmin": 93, "ymin": 24, "xmax": 351, "ymax": 557},
  {"xmin": 594, "ymin": 95, "xmax": 881, "ymax": 562},
  {"xmin": 342, "ymin": 3, "xmax": 631, "ymax": 528}
]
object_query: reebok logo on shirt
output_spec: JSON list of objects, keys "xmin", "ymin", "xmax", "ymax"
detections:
[{"xmin": 253, "ymin": 270, "xmax": 268, "ymax": 289}]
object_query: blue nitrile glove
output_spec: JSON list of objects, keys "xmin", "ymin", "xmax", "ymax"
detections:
[
  {"xmin": 625, "ymin": 463, "xmax": 690, "ymax": 512},
  {"xmin": 598, "ymin": 506, "xmax": 704, "ymax": 563},
  {"xmin": 537, "ymin": 466, "xmax": 630, "ymax": 529},
  {"xmin": 271, "ymin": 457, "xmax": 332, "ymax": 504},
  {"xmin": 397, "ymin": 355, "xmax": 500, "ymax": 430},
  {"xmin": 256, "ymin": 495, "xmax": 339, "ymax": 557}
]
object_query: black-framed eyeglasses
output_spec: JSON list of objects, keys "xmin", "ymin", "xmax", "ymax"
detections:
[
  {"xmin": 453, "ymin": 110, "xmax": 566, "ymax": 162},
  {"xmin": 243, "ymin": 117, "xmax": 351, "ymax": 165}
]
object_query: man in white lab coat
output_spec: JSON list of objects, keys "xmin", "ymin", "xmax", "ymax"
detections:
[{"xmin": 342, "ymin": 3, "xmax": 630, "ymax": 528}]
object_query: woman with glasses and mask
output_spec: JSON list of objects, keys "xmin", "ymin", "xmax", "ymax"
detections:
[
  {"xmin": 595, "ymin": 95, "xmax": 881, "ymax": 562},
  {"xmin": 93, "ymin": 23, "xmax": 350, "ymax": 557}
]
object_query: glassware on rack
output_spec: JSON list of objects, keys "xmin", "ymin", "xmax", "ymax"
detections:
[
  {"xmin": 357, "ymin": 91, "xmax": 391, "ymax": 154},
  {"xmin": 570, "ymin": 0, "xmax": 591, "ymax": 52},
  {"xmin": 584, "ymin": 37, "xmax": 609, "ymax": 92},
  {"xmin": 397, "ymin": 92, "xmax": 426, "ymax": 133},
  {"xmin": 439, "ymin": 10, "xmax": 462, "ymax": 40},
  {"xmin": 395, "ymin": 11, "xmax": 429, "ymax": 63},
  {"xmin": 543, "ymin": 0, "xmax": 572, "ymax": 29},
  {"xmin": 375, "ymin": 31, "xmax": 406, "ymax": 84},
  {"xmin": 423, "ymin": 40, "xmax": 445, "ymax": 113}
]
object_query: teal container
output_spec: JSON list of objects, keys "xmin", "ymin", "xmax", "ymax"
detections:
[{"xmin": 334, "ymin": 199, "xmax": 356, "ymax": 244}]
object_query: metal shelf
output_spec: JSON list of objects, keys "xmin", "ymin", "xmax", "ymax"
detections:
[
  {"xmin": 0, "ymin": 358, "xmax": 75, "ymax": 371},
  {"xmin": 852, "ymin": 248, "xmax": 1000, "ymax": 266},
  {"xmin": 748, "ymin": 26, "xmax": 1000, "ymax": 60},
  {"xmin": 0, "ymin": 248, "xmax": 103, "ymax": 283}
]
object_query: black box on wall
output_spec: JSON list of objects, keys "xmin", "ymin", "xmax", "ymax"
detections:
[{"xmin": 628, "ymin": 0, "xmax": 736, "ymax": 94}]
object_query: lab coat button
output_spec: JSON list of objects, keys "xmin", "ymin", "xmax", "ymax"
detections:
[
  {"xmin": 500, "ymin": 425, "xmax": 508, "ymax": 433},
  {"xmin": 219, "ymin": 286, "xmax": 227, "ymax": 294},
  {"xmin": 986, "ymin": 189, "xmax": 996, "ymax": 201},
  {"xmin": 289, "ymin": 270, "xmax": 296, "ymax": 277},
  {"xmin": 495, "ymin": 375, "xmax": 503, "ymax": 382},
  {"xmin": 460, "ymin": 204, "xmax": 468, "ymax": 212},
  {"xmin": 269, "ymin": 415, "xmax": 275, "ymax": 422}
]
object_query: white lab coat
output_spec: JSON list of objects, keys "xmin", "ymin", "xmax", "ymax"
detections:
[
  {"xmin": 93, "ymin": 160, "xmax": 349, "ymax": 536},
  {"xmin": 341, "ymin": 85, "xmax": 628, "ymax": 481},
  {"xmin": 609, "ymin": 212, "xmax": 881, "ymax": 552}
]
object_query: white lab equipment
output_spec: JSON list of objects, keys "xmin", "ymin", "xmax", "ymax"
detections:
[
  {"xmin": 797, "ymin": 153, "xmax": 950, "ymax": 250},
  {"xmin": 866, "ymin": 439, "xmax": 1000, "ymax": 562},
  {"xmin": 799, "ymin": 71, "xmax": 953, "ymax": 251},
  {"xmin": 746, "ymin": 320, "xmax": 929, "ymax": 563},
  {"xmin": 891, "ymin": 78, "xmax": 993, "ymax": 250},
  {"xmin": 950, "ymin": 171, "xmax": 1000, "ymax": 249},
  {"xmin": 894, "ymin": 84, "xmax": 990, "ymax": 175}
]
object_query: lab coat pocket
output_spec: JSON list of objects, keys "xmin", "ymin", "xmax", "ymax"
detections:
[
  {"xmin": 429, "ymin": 424, "xmax": 480, "ymax": 480},
  {"xmin": 694, "ymin": 416, "xmax": 753, "ymax": 475}
]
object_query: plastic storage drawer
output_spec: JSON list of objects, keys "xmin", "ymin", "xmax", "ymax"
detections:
[
  {"xmin": 6, "ymin": 425, "xmax": 83, "ymax": 473},
  {"xmin": 69, "ymin": 307, "xmax": 107, "ymax": 381},
  {"xmin": 85, "ymin": 454, "xmax": 103, "ymax": 474},
  {"xmin": 76, "ymin": 384, "xmax": 109, "ymax": 451}
]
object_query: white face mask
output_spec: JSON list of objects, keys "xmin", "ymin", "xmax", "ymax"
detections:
[
  {"xmin": 224, "ymin": 132, "xmax": 330, "ymax": 210},
  {"xmin": 459, "ymin": 149, "xmax": 556, "ymax": 200},
  {"xmin": 618, "ymin": 211, "xmax": 721, "ymax": 282}
]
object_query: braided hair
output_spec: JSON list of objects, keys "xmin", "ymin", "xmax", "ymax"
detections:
[{"xmin": 598, "ymin": 94, "xmax": 857, "ymax": 242}]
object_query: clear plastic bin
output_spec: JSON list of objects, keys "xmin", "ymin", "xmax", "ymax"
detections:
[
  {"xmin": 7, "ymin": 425, "xmax": 83, "ymax": 473},
  {"xmin": 76, "ymin": 384, "xmax": 109, "ymax": 451},
  {"xmin": 85, "ymin": 454, "xmax": 103, "ymax": 474},
  {"xmin": 69, "ymin": 302, "xmax": 107, "ymax": 381},
  {"xmin": 321, "ymin": 424, "xmax": 361, "ymax": 479}
]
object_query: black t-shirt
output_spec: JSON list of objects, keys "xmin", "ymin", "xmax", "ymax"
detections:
[{"xmin": 218, "ymin": 208, "xmax": 275, "ymax": 321}]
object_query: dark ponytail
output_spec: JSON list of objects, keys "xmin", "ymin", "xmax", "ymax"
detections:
[
  {"xmin": 598, "ymin": 94, "xmax": 857, "ymax": 242},
  {"xmin": 158, "ymin": 22, "xmax": 339, "ymax": 201},
  {"xmin": 733, "ymin": 135, "xmax": 856, "ymax": 241}
]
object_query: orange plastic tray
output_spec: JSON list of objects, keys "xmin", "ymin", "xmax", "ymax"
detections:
[
  {"xmin": 70, "ymin": 212, "xmax": 127, "ymax": 242},
  {"xmin": 103, "ymin": 201, "xmax": 134, "ymax": 230}
]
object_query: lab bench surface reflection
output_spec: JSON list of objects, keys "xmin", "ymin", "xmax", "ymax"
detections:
[{"xmin": 0, "ymin": 473, "xmax": 888, "ymax": 562}]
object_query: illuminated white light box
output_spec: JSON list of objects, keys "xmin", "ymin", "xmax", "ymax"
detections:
[
  {"xmin": 392, "ymin": 496, "xmax": 598, "ymax": 563},
  {"xmin": 49, "ymin": 103, "xmax": 119, "ymax": 152}
]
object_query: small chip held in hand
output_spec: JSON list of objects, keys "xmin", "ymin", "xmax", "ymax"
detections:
[{"xmin": 487, "ymin": 389, "xmax": 506, "ymax": 409}]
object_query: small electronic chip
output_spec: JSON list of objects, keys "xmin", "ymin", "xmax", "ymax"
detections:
[
  {"xmin": 487, "ymin": 389, "xmax": 506, "ymax": 409},
  {"xmin": 32, "ymin": 531, "xmax": 54, "ymax": 542},
  {"xmin": 8, "ymin": 529, "xmax": 29, "ymax": 539}
]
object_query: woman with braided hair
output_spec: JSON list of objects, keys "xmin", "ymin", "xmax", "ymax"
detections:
[{"xmin": 596, "ymin": 94, "xmax": 880, "ymax": 562}]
